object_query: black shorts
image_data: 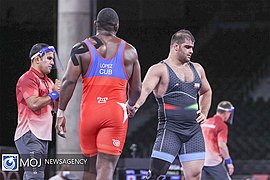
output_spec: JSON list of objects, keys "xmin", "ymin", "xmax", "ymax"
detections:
[{"xmin": 151, "ymin": 127, "xmax": 205, "ymax": 163}]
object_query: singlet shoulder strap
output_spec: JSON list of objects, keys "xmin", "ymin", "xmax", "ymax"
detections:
[
  {"xmin": 161, "ymin": 60, "xmax": 175, "ymax": 73},
  {"xmin": 188, "ymin": 62, "xmax": 200, "ymax": 78},
  {"xmin": 188, "ymin": 62, "xmax": 196, "ymax": 69}
]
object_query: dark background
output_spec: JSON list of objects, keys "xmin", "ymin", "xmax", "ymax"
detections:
[{"xmin": 1, "ymin": 0, "xmax": 270, "ymax": 177}]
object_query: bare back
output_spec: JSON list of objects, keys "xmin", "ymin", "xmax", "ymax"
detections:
[{"xmin": 77, "ymin": 35, "xmax": 138, "ymax": 79}]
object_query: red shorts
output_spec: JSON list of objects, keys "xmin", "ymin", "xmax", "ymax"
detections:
[{"xmin": 79, "ymin": 102, "xmax": 128, "ymax": 157}]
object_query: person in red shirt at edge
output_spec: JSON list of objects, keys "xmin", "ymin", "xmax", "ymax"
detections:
[
  {"xmin": 201, "ymin": 101, "xmax": 235, "ymax": 180},
  {"xmin": 55, "ymin": 8, "xmax": 142, "ymax": 180},
  {"xmin": 15, "ymin": 43, "xmax": 61, "ymax": 179}
]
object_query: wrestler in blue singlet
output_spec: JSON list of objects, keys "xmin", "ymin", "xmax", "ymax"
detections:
[{"xmin": 151, "ymin": 61, "xmax": 205, "ymax": 163}]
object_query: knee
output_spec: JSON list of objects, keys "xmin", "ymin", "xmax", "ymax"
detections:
[{"xmin": 184, "ymin": 170, "xmax": 201, "ymax": 179}]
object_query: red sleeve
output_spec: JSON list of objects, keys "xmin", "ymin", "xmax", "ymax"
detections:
[
  {"xmin": 19, "ymin": 74, "xmax": 39, "ymax": 100},
  {"xmin": 216, "ymin": 120, "xmax": 228, "ymax": 144}
]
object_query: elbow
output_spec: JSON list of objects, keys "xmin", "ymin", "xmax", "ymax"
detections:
[
  {"xmin": 204, "ymin": 87, "xmax": 212, "ymax": 97},
  {"xmin": 218, "ymin": 143, "xmax": 222, "ymax": 149},
  {"xmin": 137, "ymin": 85, "xmax": 142, "ymax": 97},
  {"xmin": 209, "ymin": 88, "xmax": 213, "ymax": 97},
  {"xmin": 218, "ymin": 141, "xmax": 226, "ymax": 149},
  {"xmin": 201, "ymin": 88, "xmax": 212, "ymax": 100},
  {"xmin": 28, "ymin": 103, "xmax": 39, "ymax": 111}
]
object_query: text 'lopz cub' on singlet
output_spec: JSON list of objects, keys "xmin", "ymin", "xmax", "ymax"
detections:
[{"xmin": 82, "ymin": 38, "xmax": 128, "ymax": 105}]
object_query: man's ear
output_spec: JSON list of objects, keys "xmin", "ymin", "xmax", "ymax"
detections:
[
  {"xmin": 34, "ymin": 56, "xmax": 41, "ymax": 64},
  {"xmin": 114, "ymin": 24, "xmax": 119, "ymax": 32},
  {"xmin": 173, "ymin": 43, "xmax": 179, "ymax": 51}
]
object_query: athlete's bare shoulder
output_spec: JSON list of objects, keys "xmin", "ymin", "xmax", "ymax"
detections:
[
  {"xmin": 70, "ymin": 41, "xmax": 89, "ymax": 66},
  {"xmin": 144, "ymin": 61, "xmax": 168, "ymax": 97},
  {"xmin": 151, "ymin": 61, "xmax": 167, "ymax": 72},
  {"xmin": 123, "ymin": 41, "xmax": 138, "ymax": 62},
  {"xmin": 191, "ymin": 62, "xmax": 203, "ymax": 68},
  {"xmin": 125, "ymin": 41, "xmax": 136, "ymax": 50},
  {"xmin": 191, "ymin": 61, "xmax": 207, "ymax": 77},
  {"xmin": 146, "ymin": 61, "xmax": 167, "ymax": 78}
]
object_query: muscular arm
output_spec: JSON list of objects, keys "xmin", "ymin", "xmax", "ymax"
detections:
[
  {"xmin": 55, "ymin": 54, "xmax": 81, "ymax": 137},
  {"xmin": 58, "ymin": 42, "xmax": 88, "ymax": 111},
  {"xmin": 135, "ymin": 64, "xmax": 162, "ymax": 108},
  {"xmin": 124, "ymin": 45, "xmax": 142, "ymax": 106},
  {"xmin": 58, "ymin": 59, "xmax": 81, "ymax": 110},
  {"xmin": 196, "ymin": 63, "xmax": 212, "ymax": 117}
]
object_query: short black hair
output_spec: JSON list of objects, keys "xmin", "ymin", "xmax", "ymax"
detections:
[
  {"xmin": 170, "ymin": 29, "xmax": 195, "ymax": 46},
  {"xmin": 96, "ymin": 8, "xmax": 119, "ymax": 31},
  {"xmin": 29, "ymin": 43, "xmax": 49, "ymax": 60}
]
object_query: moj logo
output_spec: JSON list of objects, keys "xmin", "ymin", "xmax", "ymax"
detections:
[
  {"xmin": 18, "ymin": 153, "xmax": 44, "ymax": 173},
  {"xmin": 2, "ymin": 154, "xmax": 19, "ymax": 171},
  {"xmin": 20, "ymin": 156, "xmax": 43, "ymax": 169}
]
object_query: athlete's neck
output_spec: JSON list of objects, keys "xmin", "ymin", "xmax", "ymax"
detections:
[
  {"xmin": 96, "ymin": 30, "xmax": 116, "ymax": 37},
  {"xmin": 165, "ymin": 57, "xmax": 188, "ymax": 67}
]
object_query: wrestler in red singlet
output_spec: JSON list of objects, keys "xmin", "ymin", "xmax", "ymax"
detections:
[
  {"xmin": 80, "ymin": 38, "xmax": 129, "ymax": 156},
  {"xmin": 56, "ymin": 8, "xmax": 141, "ymax": 179}
]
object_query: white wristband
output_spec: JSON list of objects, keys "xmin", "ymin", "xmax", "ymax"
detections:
[{"xmin": 57, "ymin": 109, "xmax": 64, "ymax": 117}]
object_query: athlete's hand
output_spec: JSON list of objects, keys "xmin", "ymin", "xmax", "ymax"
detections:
[
  {"xmin": 56, "ymin": 109, "xmax": 66, "ymax": 138},
  {"xmin": 56, "ymin": 116, "xmax": 66, "ymax": 138},
  {"xmin": 196, "ymin": 110, "xmax": 206, "ymax": 124},
  {"xmin": 227, "ymin": 163, "xmax": 234, "ymax": 175},
  {"xmin": 126, "ymin": 103, "xmax": 135, "ymax": 118},
  {"xmin": 53, "ymin": 79, "xmax": 61, "ymax": 94},
  {"xmin": 127, "ymin": 103, "xmax": 139, "ymax": 118}
]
